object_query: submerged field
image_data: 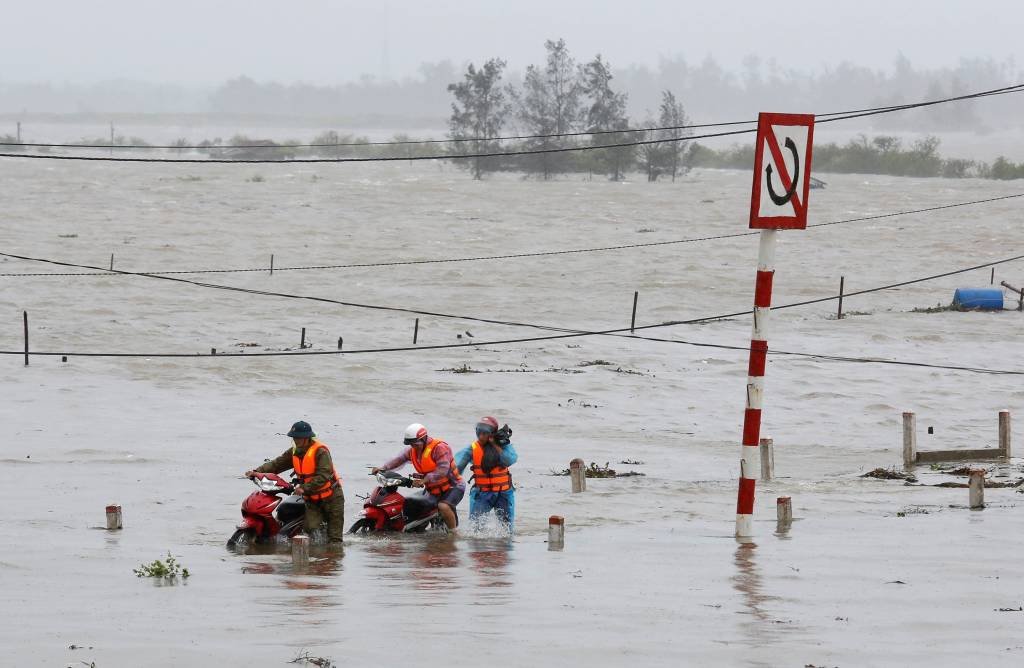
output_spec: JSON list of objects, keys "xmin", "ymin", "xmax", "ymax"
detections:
[{"xmin": 1, "ymin": 154, "xmax": 1023, "ymax": 666}]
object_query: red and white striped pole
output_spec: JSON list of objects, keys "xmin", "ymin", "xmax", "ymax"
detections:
[{"xmin": 736, "ymin": 229, "xmax": 776, "ymax": 537}]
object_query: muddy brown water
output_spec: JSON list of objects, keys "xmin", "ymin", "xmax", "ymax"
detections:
[{"xmin": 2, "ymin": 153, "xmax": 1024, "ymax": 665}]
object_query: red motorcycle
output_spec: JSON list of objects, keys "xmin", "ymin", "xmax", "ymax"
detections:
[
  {"xmin": 227, "ymin": 472, "xmax": 323, "ymax": 547},
  {"xmin": 348, "ymin": 471, "xmax": 453, "ymax": 534}
]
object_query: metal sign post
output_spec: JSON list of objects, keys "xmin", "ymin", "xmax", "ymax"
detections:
[{"xmin": 736, "ymin": 112, "xmax": 815, "ymax": 538}]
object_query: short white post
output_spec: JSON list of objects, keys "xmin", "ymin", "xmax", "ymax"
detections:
[
  {"xmin": 548, "ymin": 515, "xmax": 565, "ymax": 551},
  {"xmin": 569, "ymin": 458, "xmax": 586, "ymax": 493},
  {"xmin": 969, "ymin": 470, "xmax": 985, "ymax": 509},
  {"xmin": 999, "ymin": 410, "xmax": 1011, "ymax": 458},
  {"xmin": 776, "ymin": 496, "xmax": 792, "ymax": 530},
  {"xmin": 292, "ymin": 534, "xmax": 310, "ymax": 566},
  {"xmin": 759, "ymin": 437, "xmax": 774, "ymax": 482},
  {"xmin": 105, "ymin": 504, "xmax": 122, "ymax": 530},
  {"xmin": 902, "ymin": 411, "xmax": 917, "ymax": 468}
]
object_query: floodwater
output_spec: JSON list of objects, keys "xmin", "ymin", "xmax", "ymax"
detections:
[{"xmin": 2, "ymin": 145, "xmax": 1024, "ymax": 666}]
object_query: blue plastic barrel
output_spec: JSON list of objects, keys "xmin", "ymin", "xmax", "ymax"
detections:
[{"xmin": 952, "ymin": 288, "xmax": 1004, "ymax": 310}]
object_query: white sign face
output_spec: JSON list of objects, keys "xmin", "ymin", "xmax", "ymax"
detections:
[{"xmin": 749, "ymin": 113, "xmax": 815, "ymax": 230}]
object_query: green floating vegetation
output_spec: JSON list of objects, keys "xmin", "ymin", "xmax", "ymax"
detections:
[{"xmin": 134, "ymin": 552, "xmax": 190, "ymax": 581}]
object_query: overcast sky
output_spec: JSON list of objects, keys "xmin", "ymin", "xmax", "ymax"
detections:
[{"xmin": 6, "ymin": 0, "xmax": 1022, "ymax": 85}]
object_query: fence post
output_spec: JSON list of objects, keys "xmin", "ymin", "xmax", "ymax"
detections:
[
  {"xmin": 759, "ymin": 437, "xmax": 774, "ymax": 482},
  {"xmin": 109, "ymin": 253, "xmax": 114, "ymax": 271},
  {"xmin": 300, "ymin": 327, "xmax": 306, "ymax": 349},
  {"xmin": 569, "ymin": 458, "xmax": 586, "ymax": 493},
  {"xmin": 969, "ymin": 470, "xmax": 985, "ymax": 509},
  {"xmin": 630, "ymin": 291, "xmax": 638, "ymax": 333},
  {"xmin": 270, "ymin": 254, "xmax": 274, "ymax": 275},
  {"xmin": 413, "ymin": 318, "xmax": 419, "ymax": 344},
  {"xmin": 902, "ymin": 411, "xmax": 917, "ymax": 468},
  {"xmin": 999, "ymin": 410, "xmax": 1011, "ymax": 458},
  {"xmin": 991, "ymin": 267, "xmax": 995, "ymax": 285},
  {"xmin": 837, "ymin": 276, "xmax": 845, "ymax": 319}
]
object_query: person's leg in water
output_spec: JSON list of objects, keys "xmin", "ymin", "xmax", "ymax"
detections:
[
  {"xmin": 303, "ymin": 500, "xmax": 324, "ymax": 537},
  {"xmin": 323, "ymin": 490, "xmax": 345, "ymax": 544},
  {"xmin": 437, "ymin": 485, "xmax": 465, "ymax": 531},
  {"xmin": 493, "ymin": 490, "xmax": 515, "ymax": 533}
]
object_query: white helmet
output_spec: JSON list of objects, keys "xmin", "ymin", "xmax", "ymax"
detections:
[{"xmin": 403, "ymin": 423, "xmax": 429, "ymax": 445}]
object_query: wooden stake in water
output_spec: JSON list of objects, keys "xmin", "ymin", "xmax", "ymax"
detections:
[
  {"xmin": 300, "ymin": 327, "xmax": 306, "ymax": 349},
  {"xmin": 105, "ymin": 504, "xmax": 123, "ymax": 530},
  {"xmin": 999, "ymin": 410, "xmax": 1011, "ymax": 458},
  {"xmin": 413, "ymin": 318, "xmax": 419, "ymax": 344},
  {"xmin": 902, "ymin": 411, "xmax": 917, "ymax": 468},
  {"xmin": 837, "ymin": 276, "xmax": 845, "ymax": 319},
  {"xmin": 759, "ymin": 437, "xmax": 774, "ymax": 482},
  {"xmin": 270, "ymin": 254, "xmax": 274, "ymax": 275},
  {"xmin": 23, "ymin": 310, "xmax": 29, "ymax": 366},
  {"xmin": 548, "ymin": 515, "xmax": 565, "ymax": 551},
  {"xmin": 969, "ymin": 470, "xmax": 985, "ymax": 509},
  {"xmin": 569, "ymin": 458, "xmax": 586, "ymax": 493},
  {"xmin": 991, "ymin": 267, "xmax": 995, "ymax": 285},
  {"xmin": 109, "ymin": 253, "xmax": 114, "ymax": 271},
  {"xmin": 292, "ymin": 534, "xmax": 310, "ymax": 566}
]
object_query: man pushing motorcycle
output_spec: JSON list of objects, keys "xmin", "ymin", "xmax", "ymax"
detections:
[
  {"xmin": 371, "ymin": 423, "xmax": 464, "ymax": 531},
  {"xmin": 244, "ymin": 420, "xmax": 345, "ymax": 545}
]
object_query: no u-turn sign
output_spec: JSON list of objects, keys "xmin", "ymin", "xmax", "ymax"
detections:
[{"xmin": 749, "ymin": 112, "xmax": 815, "ymax": 229}]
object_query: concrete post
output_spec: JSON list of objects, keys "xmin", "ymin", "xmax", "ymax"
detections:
[
  {"xmin": 969, "ymin": 470, "xmax": 985, "ymax": 509},
  {"xmin": 105, "ymin": 504, "xmax": 123, "ymax": 530},
  {"xmin": 548, "ymin": 515, "xmax": 564, "ymax": 551},
  {"xmin": 569, "ymin": 458, "xmax": 586, "ymax": 493},
  {"xmin": 292, "ymin": 534, "xmax": 310, "ymax": 565},
  {"xmin": 999, "ymin": 410, "xmax": 1011, "ymax": 458},
  {"xmin": 776, "ymin": 496, "xmax": 792, "ymax": 531},
  {"xmin": 902, "ymin": 411, "xmax": 917, "ymax": 468},
  {"xmin": 759, "ymin": 437, "xmax": 774, "ymax": 482}
]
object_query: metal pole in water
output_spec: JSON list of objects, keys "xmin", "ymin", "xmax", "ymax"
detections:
[
  {"xmin": 969, "ymin": 470, "xmax": 985, "ymax": 509},
  {"xmin": 759, "ymin": 437, "xmax": 774, "ymax": 482},
  {"xmin": 547, "ymin": 515, "xmax": 565, "ymax": 551},
  {"xmin": 569, "ymin": 458, "xmax": 586, "ymax": 493},
  {"xmin": 902, "ymin": 411, "xmax": 917, "ymax": 468},
  {"xmin": 105, "ymin": 504, "xmax": 123, "ymax": 530},
  {"xmin": 300, "ymin": 327, "xmax": 306, "ymax": 349},
  {"xmin": 109, "ymin": 254, "xmax": 114, "ymax": 271},
  {"xmin": 630, "ymin": 291, "xmax": 638, "ymax": 333},
  {"xmin": 999, "ymin": 410, "xmax": 1011, "ymax": 458},
  {"xmin": 270, "ymin": 254, "xmax": 274, "ymax": 275},
  {"xmin": 413, "ymin": 318, "xmax": 419, "ymax": 344},
  {"xmin": 735, "ymin": 229, "xmax": 776, "ymax": 537}
]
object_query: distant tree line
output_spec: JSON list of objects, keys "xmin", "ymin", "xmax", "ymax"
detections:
[{"xmin": 446, "ymin": 39, "xmax": 692, "ymax": 181}]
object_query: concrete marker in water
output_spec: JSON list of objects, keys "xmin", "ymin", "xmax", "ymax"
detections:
[
  {"xmin": 548, "ymin": 515, "xmax": 564, "ymax": 551},
  {"xmin": 902, "ymin": 411, "xmax": 917, "ymax": 468},
  {"xmin": 969, "ymin": 470, "xmax": 985, "ymax": 509},
  {"xmin": 105, "ymin": 504, "xmax": 122, "ymax": 530},
  {"xmin": 999, "ymin": 410, "xmax": 1011, "ymax": 457},
  {"xmin": 569, "ymin": 458, "xmax": 586, "ymax": 493},
  {"xmin": 776, "ymin": 497, "xmax": 792, "ymax": 530},
  {"xmin": 292, "ymin": 534, "xmax": 310, "ymax": 565}
]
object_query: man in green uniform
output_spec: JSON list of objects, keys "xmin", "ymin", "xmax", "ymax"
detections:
[{"xmin": 244, "ymin": 420, "xmax": 345, "ymax": 545}]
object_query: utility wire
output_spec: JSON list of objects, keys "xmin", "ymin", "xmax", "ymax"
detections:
[
  {"xmin": 4, "ymin": 82, "xmax": 1022, "ymax": 151},
  {"xmin": 3, "ymin": 192, "xmax": 1021, "ymax": 277},
  {"xmin": 2, "ymin": 84, "xmax": 1021, "ymax": 163}
]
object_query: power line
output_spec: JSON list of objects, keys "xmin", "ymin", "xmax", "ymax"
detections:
[
  {"xmin": 2, "ymin": 251, "xmax": 1023, "ymax": 375},
  {"xmin": 2, "ymin": 83, "xmax": 1021, "ymax": 164},
  {"xmin": 3, "ymin": 192, "xmax": 1021, "ymax": 277}
]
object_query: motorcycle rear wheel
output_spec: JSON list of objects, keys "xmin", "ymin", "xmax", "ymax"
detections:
[
  {"xmin": 227, "ymin": 528, "xmax": 256, "ymax": 548},
  {"xmin": 347, "ymin": 517, "xmax": 377, "ymax": 534}
]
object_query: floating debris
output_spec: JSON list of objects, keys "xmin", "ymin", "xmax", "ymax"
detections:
[
  {"xmin": 861, "ymin": 467, "xmax": 917, "ymax": 482},
  {"xmin": 620, "ymin": 459, "xmax": 645, "ymax": 465},
  {"xmin": 437, "ymin": 364, "xmax": 480, "ymax": 374},
  {"xmin": 290, "ymin": 650, "xmax": 335, "ymax": 667},
  {"xmin": 550, "ymin": 462, "xmax": 642, "ymax": 478},
  {"xmin": 578, "ymin": 359, "xmax": 613, "ymax": 367}
]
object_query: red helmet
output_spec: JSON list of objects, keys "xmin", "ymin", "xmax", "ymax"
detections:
[{"xmin": 476, "ymin": 416, "xmax": 499, "ymax": 435}]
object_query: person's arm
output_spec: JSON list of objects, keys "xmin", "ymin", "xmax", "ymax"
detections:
[
  {"xmin": 251, "ymin": 449, "xmax": 293, "ymax": 475},
  {"xmin": 376, "ymin": 449, "xmax": 410, "ymax": 473},
  {"xmin": 454, "ymin": 445, "xmax": 472, "ymax": 476},
  {"xmin": 498, "ymin": 441, "xmax": 518, "ymax": 468}
]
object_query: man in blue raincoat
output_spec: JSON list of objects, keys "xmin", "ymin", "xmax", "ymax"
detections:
[{"xmin": 455, "ymin": 416, "xmax": 518, "ymax": 531}]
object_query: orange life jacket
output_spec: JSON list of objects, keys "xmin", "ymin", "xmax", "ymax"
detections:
[
  {"xmin": 471, "ymin": 440, "xmax": 513, "ymax": 492},
  {"xmin": 409, "ymin": 438, "xmax": 461, "ymax": 496},
  {"xmin": 292, "ymin": 441, "xmax": 341, "ymax": 501}
]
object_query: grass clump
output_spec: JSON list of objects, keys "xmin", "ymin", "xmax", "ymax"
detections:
[{"xmin": 134, "ymin": 552, "xmax": 190, "ymax": 581}]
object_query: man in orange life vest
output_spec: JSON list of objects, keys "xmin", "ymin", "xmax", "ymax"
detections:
[
  {"xmin": 455, "ymin": 416, "xmax": 518, "ymax": 531},
  {"xmin": 244, "ymin": 420, "xmax": 345, "ymax": 544},
  {"xmin": 372, "ymin": 423, "xmax": 465, "ymax": 531}
]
